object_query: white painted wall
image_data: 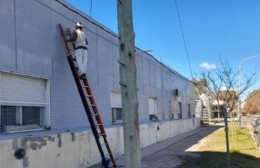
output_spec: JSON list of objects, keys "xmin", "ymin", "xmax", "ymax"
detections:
[{"xmin": 0, "ymin": 118, "xmax": 200, "ymax": 168}]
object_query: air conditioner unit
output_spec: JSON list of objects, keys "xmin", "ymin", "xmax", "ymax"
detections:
[{"xmin": 173, "ymin": 89, "xmax": 179, "ymax": 97}]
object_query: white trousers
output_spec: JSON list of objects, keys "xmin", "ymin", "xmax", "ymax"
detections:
[{"xmin": 75, "ymin": 49, "xmax": 88, "ymax": 75}]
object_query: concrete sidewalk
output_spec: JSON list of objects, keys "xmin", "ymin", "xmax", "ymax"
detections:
[
  {"xmin": 90, "ymin": 126, "xmax": 222, "ymax": 168},
  {"xmin": 115, "ymin": 127, "xmax": 202, "ymax": 167}
]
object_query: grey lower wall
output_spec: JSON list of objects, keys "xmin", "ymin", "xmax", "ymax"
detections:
[
  {"xmin": 0, "ymin": 118, "xmax": 200, "ymax": 168},
  {"xmin": 247, "ymin": 116, "xmax": 260, "ymax": 149}
]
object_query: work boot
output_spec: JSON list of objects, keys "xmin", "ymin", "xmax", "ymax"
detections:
[{"xmin": 79, "ymin": 73, "xmax": 86, "ymax": 80}]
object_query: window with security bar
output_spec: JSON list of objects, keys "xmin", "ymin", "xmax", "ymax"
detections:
[
  {"xmin": 178, "ymin": 102, "xmax": 182, "ymax": 119},
  {"xmin": 112, "ymin": 108, "xmax": 122, "ymax": 124},
  {"xmin": 1, "ymin": 106, "xmax": 44, "ymax": 133},
  {"xmin": 187, "ymin": 104, "xmax": 191, "ymax": 118},
  {"xmin": 0, "ymin": 71, "xmax": 50, "ymax": 134},
  {"xmin": 110, "ymin": 92, "xmax": 123, "ymax": 124}
]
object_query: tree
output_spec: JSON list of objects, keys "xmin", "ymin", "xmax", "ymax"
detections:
[
  {"xmin": 195, "ymin": 60, "xmax": 255, "ymax": 168},
  {"xmin": 117, "ymin": 0, "xmax": 141, "ymax": 168},
  {"xmin": 244, "ymin": 89, "xmax": 260, "ymax": 114},
  {"xmin": 193, "ymin": 78, "xmax": 207, "ymax": 99}
]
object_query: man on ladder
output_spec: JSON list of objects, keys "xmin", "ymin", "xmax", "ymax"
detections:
[{"xmin": 68, "ymin": 22, "xmax": 88, "ymax": 79}]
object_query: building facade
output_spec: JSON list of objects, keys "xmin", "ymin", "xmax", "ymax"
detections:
[{"xmin": 0, "ymin": 0, "xmax": 199, "ymax": 167}]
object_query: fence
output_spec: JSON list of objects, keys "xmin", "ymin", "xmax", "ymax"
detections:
[{"xmin": 248, "ymin": 116, "xmax": 260, "ymax": 148}]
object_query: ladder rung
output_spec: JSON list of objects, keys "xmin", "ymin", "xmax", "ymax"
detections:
[
  {"xmin": 82, "ymin": 85, "xmax": 89, "ymax": 88},
  {"xmin": 92, "ymin": 113, "xmax": 99, "ymax": 116},
  {"xmin": 96, "ymin": 123, "xmax": 103, "ymax": 126},
  {"xmin": 99, "ymin": 132, "xmax": 106, "ymax": 136},
  {"xmin": 86, "ymin": 95, "xmax": 92, "ymax": 98},
  {"xmin": 91, "ymin": 104, "xmax": 96, "ymax": 107}
]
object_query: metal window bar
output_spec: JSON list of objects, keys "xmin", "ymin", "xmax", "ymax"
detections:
[
  {"xmin": 22, "ymin": 106, "xmax": 43, "ymax": 126},
  {"xmin": 179, "ymin": 102, "xmax": 182, "ymax": 119},
  {"xmin": 112, "ymin": 108, "xmax": 122, "ymax": 124},
  {"xmin": 0, "ymin": 105, "xmax": 44, "ymax": 133}
]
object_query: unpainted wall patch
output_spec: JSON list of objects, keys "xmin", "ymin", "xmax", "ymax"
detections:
[
  {"xmin": 57, "ymin": 153, "xmax": 61, "ymax": 157},
  {"xmin": 71, "ymin": 132, "xmax": 76, "ymax": 142},
  {"xmin": 23, "ymin": 156, "xmax": 29, "ymax": 168},
  {"xmin": 57, "ymin": 134, "xmax": 62, "ymax": 147},
  {"xmin": 12, "ymin": 139, "xmax": 19, "ymax": 150},
  {"xmin": 21, "ymin": 137, "xmax": 47, "ymax": 150}
]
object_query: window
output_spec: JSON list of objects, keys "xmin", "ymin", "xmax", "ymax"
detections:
[
  {"xmin": 110, "ymin": 92, "xmax": 122, "ymax": 124},
  {"xmin": 169, "ymin": 99, "xmax": 174, "ymax": 120},
  {"xmin": 1, "ymin": 106, "xmax": 44, "ymax": 133},
  {"xmin": 178, "ymin": 102, "xmax": 182, "ymax": 119},
  {"xmin": 0, "ymin": 71, "xmax": 49, "ymax": 133},
  {"xmin": 187, "ymin": 104, "xmax": 191, "ymax": 118},
  {"xmin": 112, "ymin": 108, "xmax": 122, "ymax": 124},
  {"xmin": 149, "ymin": 97, "xmax": 158, "ymax": 121},
  {"xmin": 170, "ymin": 113, "xmax": 174, "ymax": 120}
]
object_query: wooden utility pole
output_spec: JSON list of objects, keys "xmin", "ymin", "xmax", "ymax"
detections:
[{"xmin": 117, "ymin": 0, "xmax": 141, "ymax": 168}]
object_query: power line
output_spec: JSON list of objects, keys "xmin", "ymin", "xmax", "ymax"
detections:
[
  {"xmin": 32, "ymin": 0, "xmax": 192, "ymax": 82},
  {"xmin": 174, "ymin": 0, "xmax": 193, "ymax": 79},
  {"xmin": 89, "ymin": 0, "xmax": 93, "ymax": 17},
  {"xmin": 32, "ymin": 0, "xmax": 118, "ymax": 46},
  {"xmin": 52, "ymin": 0, "xmax": 117, "ymax": 38}
]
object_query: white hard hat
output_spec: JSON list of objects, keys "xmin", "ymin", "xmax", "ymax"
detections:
[{"xmin": 76, "ymin": 22, "xmax": 83, "ymax": 28}]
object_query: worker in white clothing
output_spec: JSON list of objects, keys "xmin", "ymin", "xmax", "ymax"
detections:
[{"xmin": 68, "ymin": 22, "xmax": 88, "ymax": 79}]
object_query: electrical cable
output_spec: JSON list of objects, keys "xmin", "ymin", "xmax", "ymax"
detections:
[
  {"xmin": 53, "ymin": 0, "xmax": 116, "ymax": 37},
  {"xmin": 89, "ymin": 0, "xmax": 92, "ymax": 18},
  {"xmin": 32, "ymin": 0, "xmax": 118, "ymax": 46},
  {"xmin": 31, "ymin": 0, "xmax": 192, "ymax": 82},
  {"xmin": 174, "ymin": 0, "xmax": 193, "ymax": 79}
]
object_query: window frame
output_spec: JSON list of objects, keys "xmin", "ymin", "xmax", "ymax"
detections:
[
  {"xmin": 149, "ymin": 97, "xmax": 159, "ymax": 122},
  {"xmin": 178, "ymin": 102, "xmax": 182, "ymax": 119},
  {"xmin": 111, "ymin": 107, "xmax": 123, "ymax": 124},
  {"xmin": 110, "ymin": 92, "xmax": 123, "ymax": 125},
  {"xmin": 0, "ymin": 105, "xmax": 45, "ymax": 133},
  {"xmin": 0, "ymin": 71, "xmax": 50, "ymax": 134},
  {"xmin": 187, "ymin": 104, "xmax": 191, "ymax": 118}
]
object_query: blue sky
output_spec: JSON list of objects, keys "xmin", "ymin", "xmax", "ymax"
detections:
[{"xmin": 67, "ymin": 0, "xmax": 260, "ymax": 97}]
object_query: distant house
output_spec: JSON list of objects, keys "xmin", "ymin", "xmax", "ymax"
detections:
[
  {"xmin": 0, "ymin": 1, "xmax": 200, "ymax": 167},
  {"xmin": 196, "ymin": 91, "xmax": 238, "ymax": 122}
]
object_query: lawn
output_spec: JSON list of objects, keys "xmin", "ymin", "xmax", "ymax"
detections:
[{"xmin": 177, "ymin": 124, "xmax": 260, "ymax": 168}]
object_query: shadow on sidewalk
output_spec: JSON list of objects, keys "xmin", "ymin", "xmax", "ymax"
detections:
[{"xmin": 141, "ymin": 125, "xmax": 222, "ymax": 168}]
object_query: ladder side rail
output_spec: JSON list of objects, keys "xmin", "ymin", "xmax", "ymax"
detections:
[
  {"xmin": 67, "ymin": 27, "xmax": 107, "ymax": 136},
  {"xmin": 58, "ymin": 24, "xmax": 109, "ymax": 168},
  {"xmin": 66, "ymin": 55, "xmax": 109, "ymax": 168},
  {"xmin": 82, "ymin": 80, "xmax": 116, "ymax": 168},
  {"xmin": 67, "ymin": 28, "xmax": 77, "ymax": 50},
  {"xmin": 65, "ymin": 26, "xmax": 106, "ymax": 135},
  {"xmin": 82, "ymin": 80, "xmax": 106, "ymax": 133},
  {"xmin": 65, "ymin": 25, "xmax": 116, "ymax": 168},
  {"xmin": 66, "ymin": 27, "xmax": 106, "ymax": 135}
]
